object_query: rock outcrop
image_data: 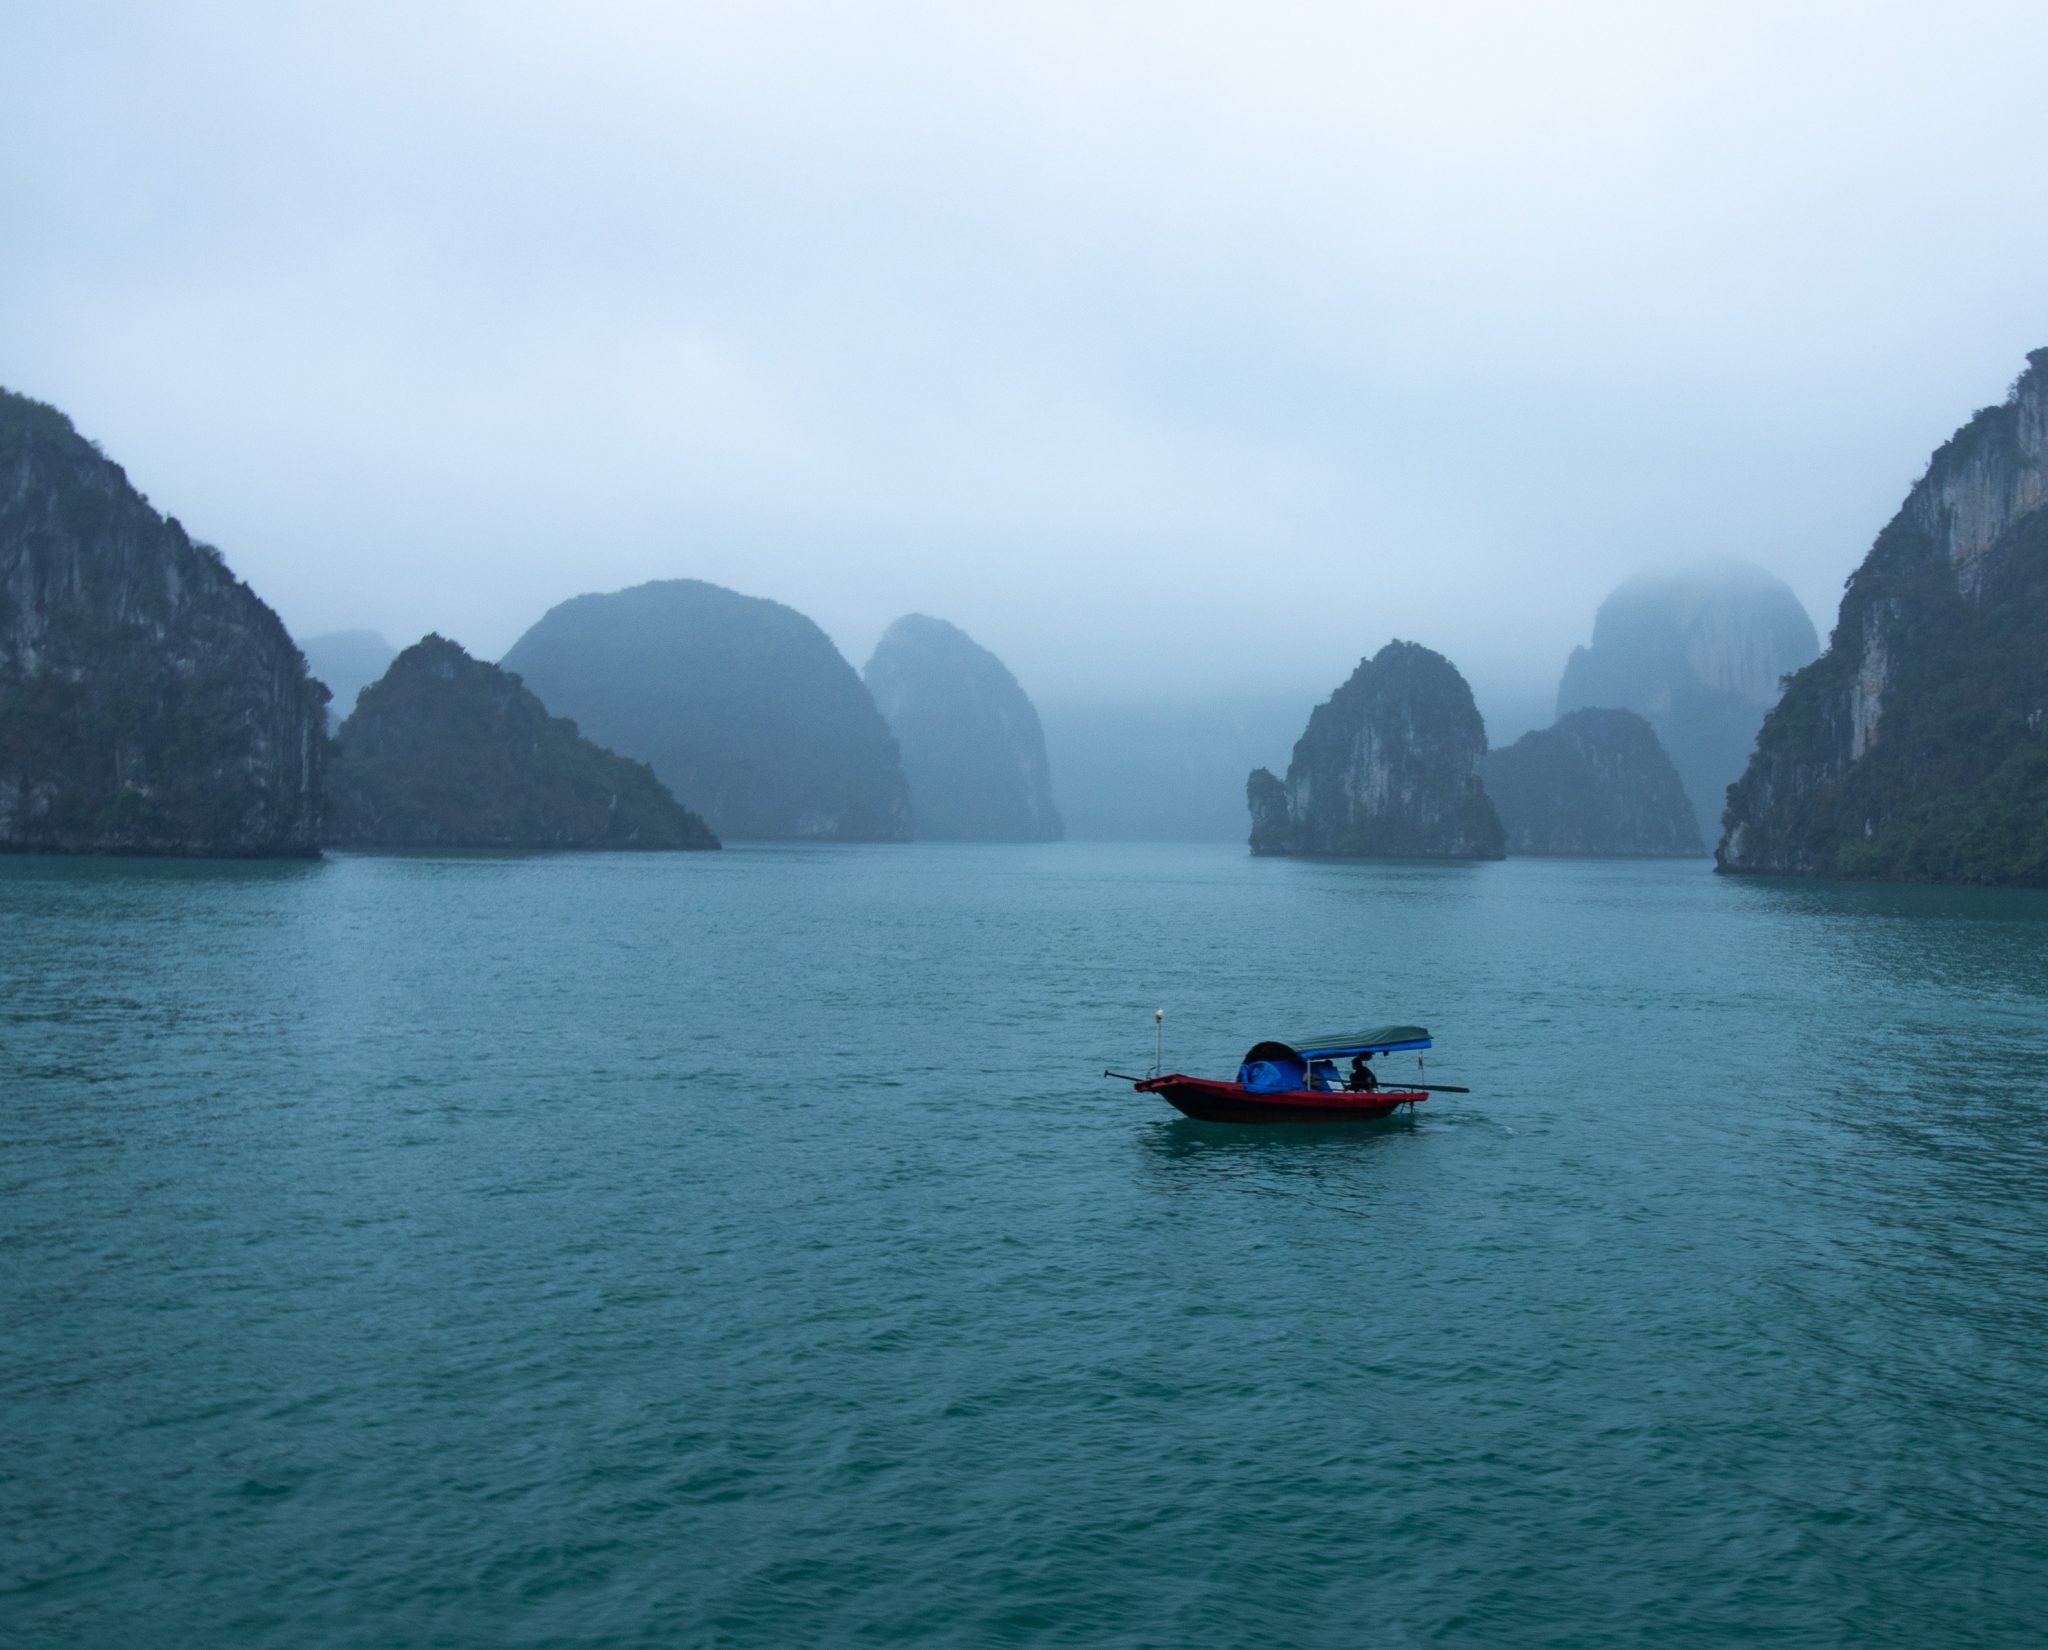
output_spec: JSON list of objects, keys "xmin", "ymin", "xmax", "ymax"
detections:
[
  {"xmin": 1721, "ymin": 349, "xmax": 2048, "ymax": 884},
  {"xmin": 862, "ymin": 614, "xmax": 1062, "ymax": 841},
  {"xmin": 301, "ymin": 629, "xmax": 396, "ymax": 731},
  {"xmin": 1478, "ymin": 708, "xmax": 1703, "ymax": 857},
  {"xmin": 0, "ymin": 388, "xmax": 325, "ymax": 856},
  {"xmin": 326, "ymin": 635, "xmax": 717, "ymax": 850},
  {"xmin": 501, "ymin": 579, "xmax": 911, "ymax": 842},
  {"xmin": 1247, "ymin": 641, "xmax": 1505, "ymax": 859},
  {"xmin": 1558, "ymin": 559, "xmax": 1818, "ymax": 845}
]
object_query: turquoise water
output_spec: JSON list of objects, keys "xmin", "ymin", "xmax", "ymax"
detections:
[{"xmin": 5, "ymin": 845, "xmax": 2048, "ymax": 1648}]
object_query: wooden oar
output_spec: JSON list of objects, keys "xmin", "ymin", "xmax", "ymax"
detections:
[{"xmin": 1105, "ymin": 1067, "xmax": 1469, "ymax": 1094}]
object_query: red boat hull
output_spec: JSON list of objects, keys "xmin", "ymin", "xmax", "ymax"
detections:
[{"xmin": 1136, "ymin": 1074, "xmax": 1425, "ymax": 1124}]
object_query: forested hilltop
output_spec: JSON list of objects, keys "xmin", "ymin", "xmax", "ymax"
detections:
[
  {"xmin": 327, "ymin": 636, "xmax": 718, "ymax": 850},
  {"xmin": 1480, "ymin": 709, "xmax": 1702, "ymax": 857},
  {"xmin": 1249, "ymin": 641, "xmax": 1504, "ymax": 859},
  {"xmin": 0, "ymin": 389, "xmax": 325, "ymax": 856},
  {"xmin": 1721, "ymin": 349, "xmax": 2048, "ymax": 884}
]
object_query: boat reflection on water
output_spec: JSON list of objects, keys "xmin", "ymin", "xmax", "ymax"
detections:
[
  {"xmin": 1140, "ymin": 1111, "xmax": 1420, "ymax": 1162},
  {"xmin": 1132, "ymin": 1112, "xmax": 1424, "ymax": 1213}
]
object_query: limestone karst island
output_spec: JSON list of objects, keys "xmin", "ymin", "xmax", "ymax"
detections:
[
  {"xmin": 8, "ymin": 354, "xmax": 2048, "ymax": 880},
  {"xmin": 0, "ymin": 389, "xmax": 325, "ymax": 855}
]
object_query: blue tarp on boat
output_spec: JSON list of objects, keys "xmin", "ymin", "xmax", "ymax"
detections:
[{"xmin": 1237, "ymin": 1040, "xmax": 1309, "ymax": 1091}]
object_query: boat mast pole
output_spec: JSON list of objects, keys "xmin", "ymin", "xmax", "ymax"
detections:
[{"xmin": 1154, "ymin": 1008, "xmax": 1164, "ymax": 1077}]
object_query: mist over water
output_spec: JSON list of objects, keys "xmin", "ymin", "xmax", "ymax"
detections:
[
  {"xmin": 1040, "ymin": 678, "xmax": 1564, "ymax": 844},
  {"xmin": 6, "ymin": 4, "xmax": 2048, "ymax": 708},
  {"xmin": 7, "ymin": 847, "xmax": 2048, "ymax": 1647},
  {"xmin": 1039, "ymin": 697, "xmax": 1308, "ymax": 841}
]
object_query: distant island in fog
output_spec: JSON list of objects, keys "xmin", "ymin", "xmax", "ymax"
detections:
[{"xmin": 5, "ymin": 347, "xmax": 2048, "ymax": 884}]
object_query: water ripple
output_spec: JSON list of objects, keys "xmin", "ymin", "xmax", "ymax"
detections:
[{"xmin": 3, "ymin": 848, "xmax": 2047, "ymax": 1647}]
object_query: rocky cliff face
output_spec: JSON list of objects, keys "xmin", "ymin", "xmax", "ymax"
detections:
[
  {"xmin": 1721, "ymin": 350, "xmax": 2048, "ymax": 884},
  {"xmin": 862, "ymin": 615, "xmax": 1062, "ymax": 841},
  {"xmin": 502, "ymin": 579, "xmax": 911, "ymax": 842},
  {"xmin": 301, "ymin": 629, "xmax": 396, "ymax": 732},
  {"xmin": 0, "ymin": 389, "xmax": 325, "ymax": 856},
  {"xmin": 1248, "ymin": 641, "xmax": 1504, "ymax": 858},
  {"xmin": 1558, "ymin": 559, "xmax": 1818, "ymax": 845},
  {"xmin": 1479, "ymin": 708, "xmax": 1702, "ymax": 857},
  {"xmin": 326, "ymin": 635, "xmax": 717, "ymax": 850}
]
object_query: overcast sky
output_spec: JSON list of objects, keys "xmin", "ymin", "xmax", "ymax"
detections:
[{"xmin": 5, "ymin": 0, "xmax": 2045, "ymax": 727}]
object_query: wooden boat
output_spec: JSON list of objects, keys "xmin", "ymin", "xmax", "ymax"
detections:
[
  {"xmin": 1133, "ymin": 1073, "xmax": 1427, "ymax": 1123},
  {"xmin": 1115, "ymin": 1025, "xmax": 1455, "ymax": 1124}
]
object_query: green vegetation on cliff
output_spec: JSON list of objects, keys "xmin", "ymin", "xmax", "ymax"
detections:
[
  {"xmin": 1722, "ymin": 350, "xmax": 2048, "ymax": 885},
  {"xmin": 0, "ymin": 388, "xmax": 326, "ymax": 857},
  {"xmin": 327, "ymin": 636, "xmax": 717, "ymax": 850}
]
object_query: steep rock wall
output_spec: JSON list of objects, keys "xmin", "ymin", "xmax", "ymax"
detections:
[
  {"xmin": 1720, "ymin": 350, "xmax": 2048, "ymax": 884},
  {"xmin": 0, "ymin": 389, "xmax": 324, "ymax": 856}
]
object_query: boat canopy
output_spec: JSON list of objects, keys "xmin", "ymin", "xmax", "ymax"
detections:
[{"xmin": 1289, "ymin": 1025, "xmax": 1432, "ymax": 1059}]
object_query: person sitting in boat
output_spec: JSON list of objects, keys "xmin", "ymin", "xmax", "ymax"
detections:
[
  {"xmin": 1307, "ymin": 1058, "xmax": 1341, "ymax": 1092},
  {"xmin": 1346, "ymin": 1054, "xmax": 1379, "ymax": 1092}
]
